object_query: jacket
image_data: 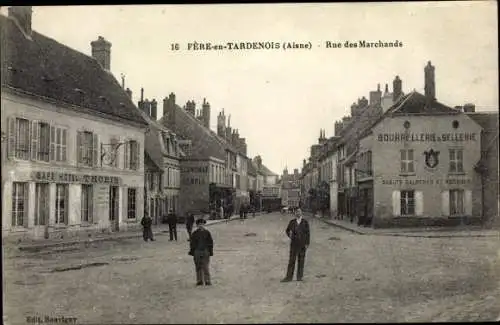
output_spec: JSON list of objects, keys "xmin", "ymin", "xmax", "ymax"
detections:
[
  {"xmin": 186, "ymin": 214, "xmax": 195, "ymax": 228},
  {"xmin": 166, "ymin": 213, "xmax": 177, "ymax": 225},
  {"xmin": 141, "ymin": 216, "xmax": 152, "ymax": 228},
  {"xmin": 285, "ymin": 218, "xmax": 310, "ymax": 248},
  {"xmin": 189, "ymin": 228, "xmax": 214, "ymax": 256}
]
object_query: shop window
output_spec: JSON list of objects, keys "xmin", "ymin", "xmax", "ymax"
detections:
[
  {"xmin": 127, "ymin": 188, "xmax": 137, "ymax": 219},
  {"xmin": 449, "ymin": 149, "xmax": 464, "ymax": 173},
  {"xmin": 12, "ymin": 182, "xmax": 28, "ymax": 227},
  {"xmin": 55, "ymin": 184, "xmax": 69, "ymax": 225},
  {"xmin": 400, "ymin": 190, "xmax": 415, "ymax": 216},
  {"xmin": 400, "ymin": 149, "xmax": 415, "ymax": 174},
  {"xmin": 449, "ymin": 189, "xmax": 465, "ymax": 215},
  {"xmin": 81, "ymin": 184, "xmax": 93, "ymax": 223},
  {"xmin": 34, "ymin": 183, "xmax": 49, "ymax": 225}
]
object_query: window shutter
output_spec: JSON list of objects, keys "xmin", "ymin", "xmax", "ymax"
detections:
[
  {"xmin": 30, "ymin": 121, "xmax": 39, "ymax": 160},
  {"xmin": 135, "ymin": 141, "xmax": 140, "ymax": 170},
  {"xmin": 49, "ymin": 125, "xmax": 56, "ymax": 161},
  {"xmin": 392, "ymin": 191, "xmax": 401, "ymax": 217},
  {"xmin": 441, "ymin": 191, "xmax": 450, "ymax": 216},
  {"xmin": 93, "ymin": 133, "xmax": 99, "ymax": 167},
  {"xmin": 415, "ymin": 191, "xmax": 424, "ymax": 216},
  {"xmin": 76, "ymin": 131, "xmax": 83, "ymax": 164},
  {"xmin": 124, "ymin": 141, "xmax": 129, "ymax": 169},
  {"xmin": 7, "ymin": 117, "xmax": 17, "ymax": 158},
  {"xmin": 465, "ymin": 190, "xmax": 472, "ymax": 216},
  {"xmin": 61, "ymin": 129, "xmax": 67, "ymax": 161}
]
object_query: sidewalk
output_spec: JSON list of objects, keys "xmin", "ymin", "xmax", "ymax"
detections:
[
  {"xmin": 8, "ymin": 214, "xmax": 263, "ymax": 253},
  {"xmin": 308, "ymin": 213, "xmax": 500, "ymax": 238}
]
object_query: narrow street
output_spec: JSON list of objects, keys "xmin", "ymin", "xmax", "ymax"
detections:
[{"xmin": 4, "ymin": 213, "xmax": 500, "ymax": 324}]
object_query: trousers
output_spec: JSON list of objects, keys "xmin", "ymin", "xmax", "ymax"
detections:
[
  {"xmin": 169, "ymin": 224, "xmax": 177, "ymax": 241},
  {"xmin": 143, "ymin": 227, "xmax": 154, "ymax": 241},
  {"xmin": 194, "ymin": 250, "xmax": 211, "ymax": 284},
  {"xmin": 286, "ymin": 245, "xmax": 306, "ymax": 280}
]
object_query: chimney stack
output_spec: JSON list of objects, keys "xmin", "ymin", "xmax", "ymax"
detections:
[
  {"xmin": 369, "ymin": 84, "xmax": 382, "ymax": 107},
  {"xmin": 163, "ymin": 93, "xmax": 177, "ymax": 127},
  {"xmin": 8, "ymin": 6, "xmax": 32, "ymax": 37},
  {"xmin": 350, "ymin": 102, "xmax": 359, "ymax": 117},
  {"xmin": 217, "ymin": 109, "xmax": 226, "ymax": 137},
  {"xmin": 202, "ymin": 98, "xmax": 211, "ymax": 129},
  {"xmin": 125, "ymin": 88, "xmax": 132, "ymax": 98},
  {"xmin": 424, "ymin": 61, "xmax": 436, "ymax": 108},
  {"xmin": 186, "ymin": 100, "xmax": 196, "ymax": 116},
  {"xmin": 143, "ymin": 99, "xmax": 151, "ymax": 116},
  {"xmin": 150, "ymin": 99, "xmax": 158, "ymax": 120},
  {"xmin": 91, "ymin": 36, "xmax": 112, "ymax": 70},
  {"xmin": 393, "ymin": 76, "xmax": 402, "ymax": 102},
  {"xmin": 384, "ymin": 83, "xmax": 389, "ymax": 94},
  {"xmin": 463, "ymin": 103, "xmax": 476, "ymax": 113}
]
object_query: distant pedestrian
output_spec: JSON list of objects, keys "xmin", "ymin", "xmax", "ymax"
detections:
[
  {"xmin": 281, "ymin": 208, "xmax": 310, "ymax": 282},
  {"xmin": 166, "ymin": 209, "xmax": 178, "ymax": 241},
  {"xmin": 189, "ymin": 218, "xmax": 214, "ymax": 286},
  {"xmin": 141, "ymin": 213, "xmax": 154, "ymax": 242},
  {"xmin": 243, "ymin": 204, "xmax": 248, "ymax": 219},
  {"xmin": 186, "ymin": 212, "xmax": 195, "ymax": 241}
]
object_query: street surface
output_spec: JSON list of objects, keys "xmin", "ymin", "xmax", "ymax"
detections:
[{"xmin": 4, "ymin": 212, "xmax": 500, "ymax": 324}]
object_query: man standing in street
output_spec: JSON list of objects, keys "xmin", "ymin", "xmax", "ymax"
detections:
[
  {"xmin": 186, "ymin": 212, "xmax": 195, "ymax": 241},
  {"xmin": 166, "ymin": 209, "xmax": 178, "ymax": 241},
  {"xmin": 141, "ymin": 213, "xmax": 154, "ymax": 242},
  {"xmin": 281, "ymin": 208, "xmax": 310, "ymax": 282},
  {"xmin": 189, "ymin": 218, "xmax": 214, "ymax": 286}
]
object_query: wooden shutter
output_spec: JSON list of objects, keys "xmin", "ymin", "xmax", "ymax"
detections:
[
  {"xmin": 392, "ymin": 190, "xmax": 401, "ymax": 217},
  {"xmin": 49, "ymin": 125, "xmax": 56, "ymax": 161},
  {"xmin": 93, "ymin": 133, "xmax": 99, "ymax": 167},
  {"xmin": 61, "ymin": 129, "xmax": 67, "ymax": 161},
  {"xmin": 441, "ymin": 191, "xmax": 450, "ymax": 216},
  {"xmin": 135, "ymin": 141, "xmax": 140, "ymax": 170},
  {"xmin": 30, "ymin": 121, "xmax": 39, "ymax": 160},
  {"xmin": 76, "ymin": 131, "xmax": 83, "ymax": 164},
  {"xmin": 7, "ymin": 117, "xmax": 17, "ymax": 158},
  {"xmin": 415, "ymin": 191, "xmax": 424, "ymax": 216},
  {"xmin": 465, "ymin": 190, "xmax": 472, "ymax": 216},
  {"xmin": 124, "ymin": 141, "xmax": 129, "ymax": 169}
]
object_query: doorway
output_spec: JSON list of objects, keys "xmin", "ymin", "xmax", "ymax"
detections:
[{"xmin": 109, "ymin": 186, "xmax": 119, "ymax": 231}]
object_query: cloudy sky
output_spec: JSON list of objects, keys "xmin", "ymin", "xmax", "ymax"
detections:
[{"xmin": 3, "ymin": 3, "xmax": 497, "ymax": 174}]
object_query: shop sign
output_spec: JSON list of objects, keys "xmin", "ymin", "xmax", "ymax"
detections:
[
  {"xmin": 31, "ymin": 171, "xmax": 121, "ymax": 185},
  {"xmin": 377, "ymin": 132, "xmax": 477, "ymax": 142},
  {"xmin": 381, "ymin": 178, "xmax": 472, "ymax": 186}
]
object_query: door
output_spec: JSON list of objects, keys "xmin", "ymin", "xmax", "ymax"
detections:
[{"xmin": 109, "ymin": 186, "xmax": 119, "ymax": 231}]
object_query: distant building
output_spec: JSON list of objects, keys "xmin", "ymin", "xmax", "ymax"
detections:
[
  {"xmin": 1, "ymin": 8, "xmax": 148, "ymax": 239},
  {"xmin": 281, "ymin": 167, "xmax": 301, "ymax": 208}
]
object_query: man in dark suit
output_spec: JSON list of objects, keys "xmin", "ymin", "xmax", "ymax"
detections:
[
  {"xmin": 281, "ymin": 208, "xmax": 310, "ymax": 282},
  {"xmin": 140, "ymin": 213, "xmax": 154, "ymax": 242},
  {"xmin": 189, "ymin": 218, "xmax": 214, "ymax": 286},
  {"xmin": 166, "ymin": 209, "xmax": 178, "ymax": 241},
  {"xmin": 186, "ymin": 212, "xmax": 195, "ymax": 241}
]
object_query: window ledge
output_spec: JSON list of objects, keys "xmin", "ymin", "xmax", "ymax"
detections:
[
  {"xmin": 399, "ymin": 173, "xmax": 416, "ymax": 177},
  {"xmin": 448, "ymin": 172, "xmax": 466, "ymax": 176}
]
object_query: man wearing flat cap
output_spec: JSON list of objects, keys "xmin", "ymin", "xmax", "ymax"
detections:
[{"xmin": 189, "ymin": 218, "xmax": 214, "ymax": 286}]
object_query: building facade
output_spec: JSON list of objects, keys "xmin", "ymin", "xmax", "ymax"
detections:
[{"xmin": 1, "ymin": 9, "xmax": 148, "ymax": 239}]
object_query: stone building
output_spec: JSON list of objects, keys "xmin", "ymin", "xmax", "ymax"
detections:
[{"xmin": 1, "ymin": 8, "xmax": 148, "ymax": 239}]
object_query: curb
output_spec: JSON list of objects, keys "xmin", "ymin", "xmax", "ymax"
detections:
[
  {"xmin": 308, "ymin": 213, "xmax": 366, "ymax": 235},
  {"xmin": 15, "ymin": 214, "xmax": 257, "ymax": 253}
]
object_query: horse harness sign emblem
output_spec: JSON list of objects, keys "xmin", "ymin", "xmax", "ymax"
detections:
[{"xmin": 423, "ymin": 149, "xmax": 440, "ymax": 169}]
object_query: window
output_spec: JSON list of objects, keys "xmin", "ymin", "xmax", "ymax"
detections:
[
  {"xmin": 34, "ymin": 183, "xmax": 49, "ymax": 226},
  {"xmin": 125, "ymin": 140, "xmax": 139, "ymax": 170},
  {"xmin": 32, "ymin": 121, "xmax": 51, "ymax": 162},
  {"xmin": 12, "ymin": 182, "xmax": 27, "ymax": 227},
  {"xmin": 13, "ymin": 118, "xmax": 30, "ymax": 160},
  {"xmin": 449, "ymin": 189, "xmax": 465, "ymax": 215},
  {"xmin": 55, "ymin": 184, "xmax": 68, "ymax": 225},
  {"xmin": 400, "ymin": 149, "xmax": 415, "ymax": 173},
  {"xmin": 127, "ymin": 188, "xmax": 137, "ymax": 219},
  {"xmin": 449, "ymin": 149, "xmax": 464, "ymax": 173},
  {"xmin": 153, "ymin": 173, "xmax": 159, "ymax": 191},
  {"xmin": 400, "ymin": 190, "xmax": 415, "ymax": 216},
  {"xmin": 77, "ymin": 131, "xmax": 98, "ymax": 167},
  {"xmin": 81, "ymin": 184, "xmax": 93, "ymax": 223}
]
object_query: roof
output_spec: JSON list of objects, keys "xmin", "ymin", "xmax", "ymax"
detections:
[
  {"xmin": 466, "ymin": 112, "xmax": 499, "ymax": 132},
  {"xmin": 259, "ymin": 164, "xmax": 278, "ymax": 176},
  {"xmin": 0, "ymin": 15, "xmax": 148, "ymax": 126},
  {"xmin": 159, "ymin": 104, "xmax": 227, "ymax": 160},
  {"xmin": 144, "ymin": 151, "xmax": 162, "ymax": 172}
]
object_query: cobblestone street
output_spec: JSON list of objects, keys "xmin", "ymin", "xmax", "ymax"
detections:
[{"xmin": 4, "ymin": 213, "xmax": 500, "ymax": 324}]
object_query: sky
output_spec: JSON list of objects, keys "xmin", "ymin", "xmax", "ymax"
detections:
[{"xmin": 2, "ymin": 3, "xmax": 498, "ymax": 175}]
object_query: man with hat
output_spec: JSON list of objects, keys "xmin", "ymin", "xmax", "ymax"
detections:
[
  {"xmin": 281, "ymin": 208, "xmax": 310, "ymax": 282},
  {"xmin": 188, "ymin": 218, "xmax": 214, "ymax": 286}
]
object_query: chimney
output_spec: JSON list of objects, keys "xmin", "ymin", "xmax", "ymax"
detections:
[
  {"xmin": 303, "ymin": 159, "xmax": 306, "ymax": 168},
  {"xmin": 202, "ymin": 98, "xmax": 211, "ymax": 129},
  {"xmin": 150, "ymin": 99, "xmax": 158, "ymax": 120},
  {"xmin": 8, "ymin": 6, "xmax": 32, "ymax": 37},
  {"xmin": 393, "ymin": 76, "xmax": 402, "ymax": 102},
  {"xmin": 217, "ymin": 109, "xmax": 226, "ymax": 137},
  {"xmin": 162, "ymin": 92, "xmax": 177, "ymax": 127},
  {"xmin": 358, "ymin": 96, "xmax": 369, "ymax": 108},
  {"xmin": 226, "ymin": 115, "xmax": 232, "ymax": 140},
  {"xmin": 342, "ymin": 116, "xmax": 352, "ymax": 125},
  {"xmin": 125, "ymin": 88, "xmax": 132, "ymax": 98},
  {"xmin": 384, "ymin": 83, "xmax": 389, "ymax": 94},
  {"xmin": 91, "ymin": 36, "xmax": 112, "ymax": 70},
  {"xmin": 369, "ymin": 84, "xmax": 382, "ymax": 107},
  {"xmin": 463, "ymin": 103, "xmax": 476, "ymax": 113},
  {"xmin": 424, "ymin": 61, "xmax": 436, "ymax": 108},
  {"xmin": 294, "ymin": 168, "xmax": 298, "ymax": 176},
  {"xmin": 186, "ymin": 100, "xmax": 195, "ymax": 116},
  {"xmin": 350, "ymin": 102, "xmax": 359, "ymax": 116},
  {"xmin": 334, "ymin": 121, "xmax": 343, "ymax": 136},
  {"xmin": 143, "ymin": 99, "xmax": 151, "ymax": 116}
]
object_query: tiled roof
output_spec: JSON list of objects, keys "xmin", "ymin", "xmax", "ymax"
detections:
[
  {"xmin": 159, "ymin": 105, "xmax": 227, "ymax": 161},
  {"xmin": 145, "ymin": 151, "xmax": 161, "ymax": 171},
  {"xmin": 0, "ymin": 15, "xmax": 148, "ymax": 126},
  {"xmin": 466, "ymin": 112, "xmax": 499, "ymax": 132}
]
